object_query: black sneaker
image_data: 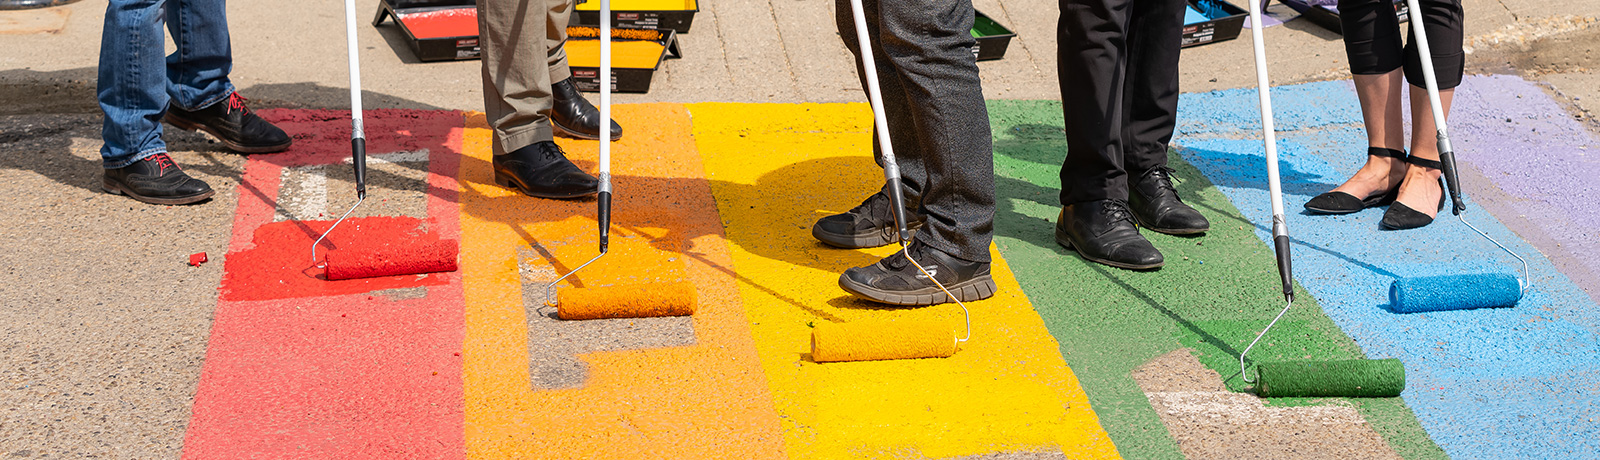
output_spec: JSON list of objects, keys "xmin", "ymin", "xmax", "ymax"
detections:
[
  {"xmin": 550, "ymin": 77, "xmax": 623, "ymax": 141},
  {"xmin": 838, "ymin": 242, "xmax": 997, "ymax": 306},
  {"xmin": 492, "ymin": 141, "xmax": 599, "ymax": 199},
  {"xmin": 164, "ymin": 92, "xmax": 292, "ymax": 153},
  {"xmin": 811, "ymin": 191, "xmax": 924, "ymax": 249},
  {"xmin": 103, "ymin": 153, "xmax": 215, "ymax": 205}
]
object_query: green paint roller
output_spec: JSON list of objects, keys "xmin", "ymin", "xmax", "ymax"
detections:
[{"xmin": 1236, "ymin": 0, "xmax": 1405, "ymax": 398}]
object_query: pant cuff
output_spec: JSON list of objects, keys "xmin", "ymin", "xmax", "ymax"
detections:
[{"xmin": 494, "ymin": 123, "xmax": 554, "ymax": 156}]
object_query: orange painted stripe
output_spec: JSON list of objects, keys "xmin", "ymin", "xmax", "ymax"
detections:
[{"xmin": 459, "ymin": 104, "xmax": 787, "ymax": 458}]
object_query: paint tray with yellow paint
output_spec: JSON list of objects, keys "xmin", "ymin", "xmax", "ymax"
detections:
[
  {"xmin": 572, "ymin": 0, "xmax": 700, "ymax": 33},
  {"xmin": 564, "ymin": 26, "xmax": 681, "ymax": 94}
]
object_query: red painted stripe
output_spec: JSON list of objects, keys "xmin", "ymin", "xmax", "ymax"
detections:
[{"xmin": 182, "ymin": 109, "xmax": 466, "ymax": 459}]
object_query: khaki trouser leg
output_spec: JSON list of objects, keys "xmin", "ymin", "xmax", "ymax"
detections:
[{"xmin": 478, "ymin": 0, "xmax": 574, "ymax": 156}]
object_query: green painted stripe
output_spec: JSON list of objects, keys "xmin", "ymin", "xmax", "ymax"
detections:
[{"xmin": 986, "ymin": 100, "xmax": 1445, "ymax": 460}]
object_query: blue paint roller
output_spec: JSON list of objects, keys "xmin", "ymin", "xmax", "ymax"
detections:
[
  {"xmin": 1389, "ymin": 273, "xmax": 1521, "ymax": 313},
  {"xmin": 1384, "ymin": 0, "xmax": 1531, "ymax": 313}
]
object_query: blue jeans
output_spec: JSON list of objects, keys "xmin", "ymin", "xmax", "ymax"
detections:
[{"xmin": 98, "ymin": 0, "xmax": 234, "ymax": 168}]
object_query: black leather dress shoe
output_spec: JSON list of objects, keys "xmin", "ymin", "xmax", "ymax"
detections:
[
  {"xmin": 492, "ymin": 141, "xmax": 598, "ymax": 199},
  {"xmin": 811, "ymin": 190, "xmax": 923, "ymax": 249},
  {"xmin": 164, "ymin": 92, "xmax": 292, "ymax": 153},
  {"xmin": 1380, "ymin": 156, "xmax": 1447, "ymax": 230},
  {"xmin": 1129, "ymin": 166, "xmax": 1209, "ymax": 234},
  {"xmin": 1055, "ymin": 199, "xmax": 1163, "ymax": 270},
  {"xmin": 550, "ymin": 78, "xmax": 623, "ymax": 141},
  {"xmin": 1304, "ymin": 147, "xmax": 1406, "ymax": 214},
  {"xmin": 103, "ymin": 152, "xmax": 215, "ymax": 205},
  {"xmin": 839, "ymin": 241, "xmax": 996, "ymax": 306}
]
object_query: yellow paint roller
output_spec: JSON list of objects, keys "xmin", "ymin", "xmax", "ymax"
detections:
[
  {"xmin": 554, "ymin": 282, "xmax": 697, "ymax": 320},
  {"xmin": 811, "ymin": 320, "xmax": 957, "ymax": 362},
  {"xmin": 805, "ymin": 0, "xmax": 977, "ymax": 363}
]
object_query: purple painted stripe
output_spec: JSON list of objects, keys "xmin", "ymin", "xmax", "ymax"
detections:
[{"xmin": 1449, "ymin": 74, "xmax": 1600, "ymax": 304}]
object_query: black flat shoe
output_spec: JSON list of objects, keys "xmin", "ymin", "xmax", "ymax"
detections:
[
  {"xmin": 1380, "ymin": 156, "xmax": 1446, "ymax": 230},
  {"xmin": 1055, "ymin": 199, "xmax": 1163, "ymax": 270},
  {"xmin": 492, "ymin": 141, "xmax": 598, "ymax": 199},
  {"xmin": 550, "ymin": 78, "xmax": 623, "ymax": 141},
  {"xmin": 1128, "ymin": 166, "xmax": 1209, "ymax": 234},
  {"xmin": 1304, "ymin": 147, "xmax": 1406, "ymax": 214},
  {"xmin": 103, "ymin": 152, "xmax": 215, "ymax": 205}
]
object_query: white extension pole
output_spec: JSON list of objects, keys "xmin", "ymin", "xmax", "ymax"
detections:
[{"xmin": 599, "ymin": 0, "xmax": 612, "ymax": 193}]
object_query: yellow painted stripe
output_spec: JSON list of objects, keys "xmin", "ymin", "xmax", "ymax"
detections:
[
  {"xmin": 690, "ymin": 102, "xmax": 1120, "ymax": 459},
  {"xmin": 460, "ymin": 105, "xmax": 787, "ymax": 459}
]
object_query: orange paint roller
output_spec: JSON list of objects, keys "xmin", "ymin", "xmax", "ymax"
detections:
[
  {"xmin": 540, "ymin": 3, "xmax": 696, "ymax": 321},
  {"xmin": 554, "ymin": 282, "xmax": 696, "ymax": 320}
]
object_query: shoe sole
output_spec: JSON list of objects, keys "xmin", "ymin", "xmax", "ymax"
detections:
[
  {"xmin": 552, "ymin": 121, "xmax": 623, "ymax": 142},
  {"xmin": 838, "ymin": 272, "xmax": 998, "ymax": 306},
  {"xmin": 1132, "ymin": 216, "xmax": 1209, "ymax": 235},
  {"xmin": 164, "ymin": 114, "xmax": 292, "ymax": 154},
  {"xmin": 1054, "ymin": 228, "xmax": 1164, "ymax": 270},
  {"xmin": 494, "ymin": 172, "xmax": 598, "ymax": 200},
  {"xmin": 811, "ymin": 222, "xmax": 922, "ymax": 249},
  {"xmin": 103, "ymin": 178, "xmax": 215, "ymax": 205}
]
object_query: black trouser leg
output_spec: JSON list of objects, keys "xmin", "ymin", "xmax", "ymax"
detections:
[
  {"xmin": 836, "ymin": 0, "xmax": 995, "ymax": 263},
  {"xmin": 1057, "ymin": 0, "xmax": 1130, "ymax": 205},
  {"xmin": 1120, "ymin": 0, "xmax": 1186, "ymax": 176},
  {"xmin": 1339, "ymin": 0, "xmax": 1464, "ymax": 89}
]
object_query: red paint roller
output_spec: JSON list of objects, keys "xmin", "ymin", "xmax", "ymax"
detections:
[
  {"xmin": 324, "ymin": 239, "xmax": 459, "ymax": 281},
  {"xmin": 308, "ymin": 0, "xmax": 461, "ymax": 281}
]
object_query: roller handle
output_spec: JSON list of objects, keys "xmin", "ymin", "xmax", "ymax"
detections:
[
  {"xmin": 1439, "ymin": 148, "xmax": 1467, "ymax": 216},
  {"xmin": 597, "ymin": 190, "xmax": 612, "ymax": 253},
  {"xmin": 351, "ymin": 137, "xmax": 367, "ymax": 199},
  {"xmin": 887, "ymin": 179, "xmax": 910, "ymax": 244},
  {"xmin": 1273, "ymin": 234, "xmax": 1293, "ymax": 301}
]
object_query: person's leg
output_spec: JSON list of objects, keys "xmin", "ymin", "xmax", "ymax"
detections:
[
  {"xmin": 1382, "ymin": 0, "xmax": 1462, "ymax": 228},
  {"xmin": 1054, "ymin": 0, "xmax": 1162, "ymax": 270},
  {"xmin": 813, "ymin": 0, "xmax": 929, "ymax": 250},
  {"xmin": 164, "ymin": 0, "xmax": 232, "ymax": 111},
  {"xmin": 97, "ymin": 0, "xmax": 215, "ymax": 204},
  {"xmin": 1304, "ymin": 0, "xmax": 1410, "ymax": 214},
  {"xmin": 479, "ymin": 0, "xmax": 596, "ymax": 198},
  {"xmin": 834, "ymin": 0, "xmax": 998, "ymax": 305},
  {"xmin": 1121, "ymin": 0, "xmax": 1208, "ymax": 234},
  {"xmin": 1057, "ymin": 0, "xmax": 1129, "ymax": 207},
  {"xmin": 160, "ymin": 0, "xmax": 291, "ymax": 153},
  {"xmin": 1323, "ymin": 70, "xmax": 1407, "ymax": 199},
  {"xmin": 873, "ymin": 0, "xmax": 994, "ymax": 265},
  {"xmin": 479, "ymin": 0, "xmax": 555, "ymax": 156},
  {"xmin": 546, "ymin": 0, "xmax": 624, "ymax": 141},
  {"xmin": 98, "ymin": 0, "xmax": 171, "ymax": 169}
]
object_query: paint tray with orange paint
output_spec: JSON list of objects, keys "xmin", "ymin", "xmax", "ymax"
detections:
[
  {"xmin": 563, "ymin": 26, "xmax": 681, "ymax": 94},
  {"xmin": 572, "ymin": 0, "xmax": 700, "ymax": 33},
  {"xmin": 372, "ymin": 0, "xmax": 481, "ymax": 62}
]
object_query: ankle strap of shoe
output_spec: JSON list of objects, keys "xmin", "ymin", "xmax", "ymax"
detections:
[
  {"xmin": 1407, "ymin": 155, "xmax": 1443, "ymax": 170},
  {"xmin": 1366, "ymin": 147, "xmax": 1406, "ymax": 159}
]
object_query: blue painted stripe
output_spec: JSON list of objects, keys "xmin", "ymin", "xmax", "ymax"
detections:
[{"xmin": 1175, "ymin": 77, "xmax": 1600, "ymax": 459}]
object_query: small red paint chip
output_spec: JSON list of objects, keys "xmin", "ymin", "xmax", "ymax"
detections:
[{"xmin": 189, "ymin": 252, "xmax": 208, "ymax": 266}]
